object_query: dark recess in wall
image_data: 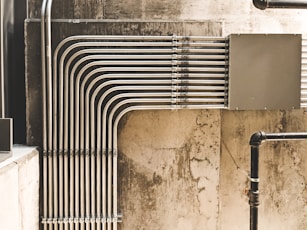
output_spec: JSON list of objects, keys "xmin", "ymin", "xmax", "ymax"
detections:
[{"xmin": 11, "ymin": 0, "xmax": 27, "ymax": 144}]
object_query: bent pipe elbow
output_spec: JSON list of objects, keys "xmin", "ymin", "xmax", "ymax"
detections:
[
  {"xmin": 249, "ymin": 131, "xmax": 266, "ymax": 147},
  {"xmin": 253, "ymin": 0, "xmax": 268, "ymax": 10}
]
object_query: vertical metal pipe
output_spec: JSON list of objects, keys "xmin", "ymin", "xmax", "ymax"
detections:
[
  {"xmin": 45, "ymin": 0, "xmax": 56, "ymax": 229},
  {"xmin": 249, "ymin": 146, "xmax": 259, "ymax": 230},
  {"xmin": 91, "ymin": 151, "xmax": 96, "ymax": 230},
  {"xmin": 249, "ymin": 131, "xmax": 307, "ymax": 230},
  {"xmin": 52, "ymin": 35, "xmax": 227, "ymax": 229},
  {"xmin": 45, "ymin": 0, "xmax": 53, "ymax": 154},
  {"xmin": 0, "ymin": 0, "xmax": 4, "ymax": 118},
  {"xmin": 41, "ymin": 0, "xmax": 48, "ymax": 228}
]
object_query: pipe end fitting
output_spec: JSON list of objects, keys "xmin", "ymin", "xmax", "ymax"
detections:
[
  {"xmin": 253, "ymin": 0, "xmax": 268, "ymax": 10},
  {"xmin": 249, "ymin": 131, "xmax": 266, "ymax": 146}
]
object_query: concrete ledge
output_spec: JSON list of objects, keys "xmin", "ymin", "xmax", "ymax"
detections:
[{"xmin": 0, "ymin": 145, "xmax": 39, "ymax": 230}]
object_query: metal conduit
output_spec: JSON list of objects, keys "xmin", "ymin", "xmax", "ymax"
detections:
[
  {"xmin": 41, "ymin": 22, "xmax": 228, "ymax": 229},
  {"xmin": 301, "ymin": 38, "xmax": 307, "ymax": 106},
  {"xmin": 106, "ymin": 97, "xmax": 224, "ymax": 230},
  {"xmin": 248, "ymin": 131, "xmax": 307, "ymax": 230},
  {"xmin": 253, "ymin": 0, "xmax": 307, "ymax": 10}
]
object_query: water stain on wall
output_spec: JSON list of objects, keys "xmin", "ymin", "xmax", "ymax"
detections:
[{"xmin": 118, "ymin": 110, "xmax": 221, "ymax": 230}]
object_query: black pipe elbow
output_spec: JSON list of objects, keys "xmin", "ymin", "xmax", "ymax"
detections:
[
  {"xmin": 253, "ymin": 0, "xmax": 268, "ymax": 10},
  {"xmin": 249, "ymin": 131, "xmax": 266, "ymax": 146}
]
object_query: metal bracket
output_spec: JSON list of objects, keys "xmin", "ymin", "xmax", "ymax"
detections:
[{"xmin": 0, "ymin": 118, "xmax": 13, "ymax": 161}]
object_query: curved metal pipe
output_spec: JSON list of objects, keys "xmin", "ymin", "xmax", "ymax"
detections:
[
  {"xmin": 253, "ymin": 0, "xmax": 307, "ymax": 10},
  {"xmin": 87, "ymin": 77, "xmax": 225, "ymax": 229},
  {"xmin": 63, "ymin": 44, "xmax": 226, "ymax": 151},
  {"xmin": 45, "ymin": 34, "xmax": 227, "ymax": 229},
  {"xmin": 110, "ymin": 103, "xmax": 222, "ymax": 229},
  {"xmin": 100, "ymin": 88, "xmax": 224, "ymax": 226},
  {"xmin": 249, "ymin": 131, "xmax": 307, "ymax": 230}
]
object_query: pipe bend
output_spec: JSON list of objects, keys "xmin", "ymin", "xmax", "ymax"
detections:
[
  {"xmin": 249, "ymin": 131, "xmax": 266, "ymax": 146},
  {"xmin": 253, "ymin": 0, "xmax": 268, "ymax": 10}
]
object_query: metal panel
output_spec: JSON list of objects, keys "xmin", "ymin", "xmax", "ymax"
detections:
[{"xmin": 228, "ymin": 34, "xmax": 302, "ymax": 110}]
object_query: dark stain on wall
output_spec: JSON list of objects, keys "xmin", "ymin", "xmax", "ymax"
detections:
[
  {"xmin": 117, "ymin": 146, "xmax": 199, "ymax": 230},
  {"xmin": 28, "ymin": 0, "xmax": 181, "ymax": 20},
  {"xmin": 25, "ymin": 20, "xmax": 222, "ymax": 146},
  {"xmin": 104, "ymin": 0, "xmax": 182, "ymax": 19}
]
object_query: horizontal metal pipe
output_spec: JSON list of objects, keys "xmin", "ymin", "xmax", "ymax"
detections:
[
  {"xmin": 250, "ymin": 131, "xmax": 307, "ymax": 146},
  {"xmin": 47, "ymin": 34, "xmax": 228, "ymax": 229},
  {"xmin": 253, "ymin": 0, "xmax": 307, "ymax": 9},
  {"xmin": 53, "ymin": 35, "xmax": 226, "ymax": 57},
  {"xmin": 110, "ymin": 102, "xmax": 226, "ymax": 229}
]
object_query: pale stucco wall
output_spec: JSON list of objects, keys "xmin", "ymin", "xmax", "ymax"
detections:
[
  {"xmin": 25, "ymin": 0, "xmax": 307, "ymax": 229},
  {"xmin": 0, "ymin": 146, "xmax": 39, "ymax": 230}
]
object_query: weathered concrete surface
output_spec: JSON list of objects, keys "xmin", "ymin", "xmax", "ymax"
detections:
[
  {"xmin": 220, "ymin": 110, "xmax": 307, "ymax": 230},
  {"xmin": 25, "ymin": 19, "xmax": 222, "ymax": 229},
  {"xmin": 25, "ymin": 0, "xmax": 307, "ymax": 230},
  {"xmin": 27, "ymin": 0, "xmax": 307, "ymax": 35},
  {"xmin": 118, "ymin": 110, "xmax": 221, "ymax": 230},
  {"xmin": 0, "ymin": 146, "xmax": 39, "ymax": 230},
  {"xmin": 25, "ymin": 20, "xmax": 222, "ymax": 146}
]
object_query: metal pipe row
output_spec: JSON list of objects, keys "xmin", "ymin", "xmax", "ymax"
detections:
[{"xmin": 41, "ymin": 30, "xmax": 228, "ymax": 230}]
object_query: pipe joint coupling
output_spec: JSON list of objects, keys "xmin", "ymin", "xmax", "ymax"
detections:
[{"xmin": 249, "ymin": 190, "xmax": 260, "ymax": 207}]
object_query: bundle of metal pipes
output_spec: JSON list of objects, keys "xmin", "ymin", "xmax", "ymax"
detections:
[
  {"xmin": 41, "ymin": 33, "xmax": 228, "ymax": 230},
  {"xmin": 41, "ymin": 2, "xmax": 228, "ymax": 229}
]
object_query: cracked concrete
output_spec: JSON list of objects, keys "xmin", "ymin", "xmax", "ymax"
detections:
[{"xmin": 118, "ymin": 110, "xmax": 221, "ymax": 230}]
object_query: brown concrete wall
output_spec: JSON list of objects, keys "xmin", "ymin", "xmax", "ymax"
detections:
[
  {"xmin": 25, "ymin": 1, "xmax": 307, "ymax": 229},
  {"xmin": 118, "ymin": 110, "xmax": 221, "ymax": 230}
]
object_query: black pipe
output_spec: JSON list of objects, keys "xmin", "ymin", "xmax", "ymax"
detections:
[
  {"xmin": 253, "ymin": 0, "xmax": 307, "ymax": 10},
  {"xmin": 248, "ymin": 131, "xmax": 307, "ymax": 230}
]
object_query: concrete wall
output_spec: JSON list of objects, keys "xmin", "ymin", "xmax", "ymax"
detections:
[
  {"xmin": 25, "ymin": 0, "xmax": 307, "ymax": 229},
  {"xmin": 0, "ymin": 146, "xmax": 39, "ymax": 230}
]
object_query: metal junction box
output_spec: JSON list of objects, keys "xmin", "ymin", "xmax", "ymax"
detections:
[{"xmin": 228, "ymin": 34, "xmax": 302, "ymax": 110}]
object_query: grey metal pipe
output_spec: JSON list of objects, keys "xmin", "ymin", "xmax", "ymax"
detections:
[
  {"xmin": 253, "ymin": 0, "xmax": 307, "ymax": 9},
  {"xmin": 45, "ymin": 1, "xmax": 61, "ymax": 230},
  {"xmin": 40, "ymin": 0, "xmax": 48, "ymax": 228},
  {"xmin": 0, "ymin": 0, "xmax": 4, "ymax": 118},
  {"xmin": 66, "ymin": 51, "xmax": 225, "ymax": 152},
  {"xmin": 73, "ymin": 59, "xmax": 225, "ymax": 150},
  {"xmin": 76, "ymin": 59, "xmax": 225, "ymax": 144},
  {"xmin": 103, "ymin": 92, "xmax": 225, "ymax": 228},
  {"xmin": 43, "ymin": 0, "xmax": 55, "ymax": 229},
  {"xmin": 50, "ymin": 34, "xmax": 229, "ymax": 230},
  {"xmin": 67, "ymin": 45, "xmax": 226, "ymax": 226},
  {"xmin": 59, "ymin": 39, "xmax": 226, "ymax": 152},
  {"xmin": 110, "ymin": 103, "xmax": 225, "ymax": 230},
  {"xmin": 87, "ymin": 78, "xmax": 224, "ymax": 228},
  {"xmin": 94, "ymin": 82, "xmax": 224, "ymax": 228}
]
